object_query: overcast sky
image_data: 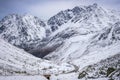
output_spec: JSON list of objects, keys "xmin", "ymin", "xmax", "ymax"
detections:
[{"xmin": 0, "ymin": 0, "xmax": 120, "ymax": 20}]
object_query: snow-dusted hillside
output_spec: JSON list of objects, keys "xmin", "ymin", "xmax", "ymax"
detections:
[
  {"xmin": 77, "ymin": 53, "xmax": 120, "ymax": 80},
  {"xmin": 0, "ymin": 39, "xmax": 75, "ymax": 76},
  {"xmin": 0, "ymin": 14, "xmax": 48, "ymax": 51},
  {"xmin": 50, "ymin": 53, "xmax": 120, "ymax": 80},
  {"xmin": 0, "ymin": 76, "xmax": 48, "ymax": 80}
]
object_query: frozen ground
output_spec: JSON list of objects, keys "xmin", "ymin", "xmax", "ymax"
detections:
[
  {"xmin": 51, "ymin": 73, "xmax": 108, "ymax": 80},
  {"xmin": 0, "ymin": 75, "xmax": 108, "ymax": 80},
  {"xmin": 0, "ymin": 75, "xmax": 47, "ymax": 80}
]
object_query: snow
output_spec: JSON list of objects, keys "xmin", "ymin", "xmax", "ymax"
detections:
[
  {"xmin": 72, "ymin": 42, "xmax": 120, "ymax": 70},
  {"xmin": 0, "ymin": 75, "xmax": 109, "ymax": 80},
  {"xmin": 0, "ymin": 76, "xmax": 47, "ymax": 80},
  {"xmin": 44, "ymin": 33, "xmax": 96, "ymax": 62},
  {"xmin": 0, "ymin": 76, "xmax": 109, "ymax": 80},
  {"xmin": 44, "ymin": 9, "xmax": 120, "ymax": 79},
  {"xmin": 50, "ymin": 73, "xmax": 79, "ymax": 80},
  {"xmin": 50, "ymin": 73, "xmax": 108, "ymax": 80},
  {"xmin": 0, "ymin": 39, "xmax": 76, "ymax": 76},
  {"xmin": 44, "ymin": 3, "xmax": 120, "ymax": 63},
  {"xmin": 0, "ymin": 14, "xmax": 46, "ymax": 50},
  {"xmin": 0, "ymin": 3, "xmax": 120, "ymax": 80}
]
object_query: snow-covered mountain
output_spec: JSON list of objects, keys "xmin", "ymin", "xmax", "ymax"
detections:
[
  {"xmin": 0, "ymin": 3, "xmax": 120, "ymax": 80},
  {"xmin": 48, "ymin": 3, "xmax": 120, "ymax": 32},
  {"xmin": 30, "ymin": 3, "xmax": 113, "ymax": 57},
  {"xmin": 0, "ymin": 4, "xmax": 120, "ymax": 58},
  {"xmin": 0, "ymin": 14, "xmax": 48, "ymax": 51},
  {"xmin": 35, "ymin": 4, "xmax": 120, "ymax": 60}
]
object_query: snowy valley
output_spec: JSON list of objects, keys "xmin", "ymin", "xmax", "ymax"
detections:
[{"xmin": 0, "ymin": 3, "xmax": 120, "ymax": 80}]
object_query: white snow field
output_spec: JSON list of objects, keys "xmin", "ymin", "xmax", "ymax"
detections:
[{"xmin": 0, "ymin": 76, "xmax": 47, "ymax": 80}]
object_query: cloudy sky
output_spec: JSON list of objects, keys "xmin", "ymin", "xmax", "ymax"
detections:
[{"xmin": 0, "ymin": 0, "xmax": 120, "ymax": 20}]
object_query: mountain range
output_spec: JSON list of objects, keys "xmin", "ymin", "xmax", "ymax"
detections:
[{"xmin": 0, "ymin": 3, "xmax": 120, "ymax": 80}]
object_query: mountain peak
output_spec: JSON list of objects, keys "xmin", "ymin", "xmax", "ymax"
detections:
[
  {"xmin": 0, "ymin": 14, "xmax": 47, "ymax": 50},
  {"xmin": 22, "ymin": 13, "xmax": 36, "ymax": 19},
  {"xmin": 47, "ymin": 3, "xmax": 108, "ymax": 32},
  {"xmin": 86, "ymin": 3, "xmax": 99, "ymax": 12},
  {"xmin": 93, "ymin": 3, "xmax": 98, "ymax": 8}
]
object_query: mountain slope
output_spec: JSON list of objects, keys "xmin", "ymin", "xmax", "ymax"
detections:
[
  {"xmin": 0, "ymin": 4, "xmax": 120, "ymax": 58},
  {"xmin": 0, "ymin": 39, "xmax": 75, "ymax": 76},
  {"xmin": 48, "ymin": 3, "xmax": 120, "ymax": 32},
  {"xmin": 77, "ymin": 53, "xmax": 120, "ymax": 80},
  {"xmin": 29, "ymin": 3, "xmax": 110, "ymax": 57},
  {"xmin": 43, "ymin": 3, "xmax": 120, "ymax": 61},
  {"xmin": 0, "ymin": 14, "xmax": 47, "ymax": 51},
  {"xmin": 44, "ymin": 21, "xmax": 120, "ymax": 63},
  {"xmin": 50, "ymin": 53, "xmax": 120, "ymax": 80}
]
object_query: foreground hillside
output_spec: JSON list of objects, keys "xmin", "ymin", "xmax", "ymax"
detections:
[
  {"xmin": 0, "ymin": 53, "xmax": 119, "ymax": 80},
  {"xmin": 0, "ymin": 39, "xmax": 75, "ymax": 76}
]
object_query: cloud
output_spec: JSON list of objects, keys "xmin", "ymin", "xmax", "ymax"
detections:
[
  {"xmin": 27, "ymin": 0, "xmax": 77, "ymax": 20},
  {"xmin": 0, "ymin": 0, "xmax": 120, "ymax": 20},
  {"xmin": 26, "ymin": 0, "xmax": 120, "ymax": 20}
]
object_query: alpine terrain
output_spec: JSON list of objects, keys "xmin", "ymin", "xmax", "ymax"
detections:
[{"xmin": 0, "ymin": 3, "xmax": 120, "ymax": 80}]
